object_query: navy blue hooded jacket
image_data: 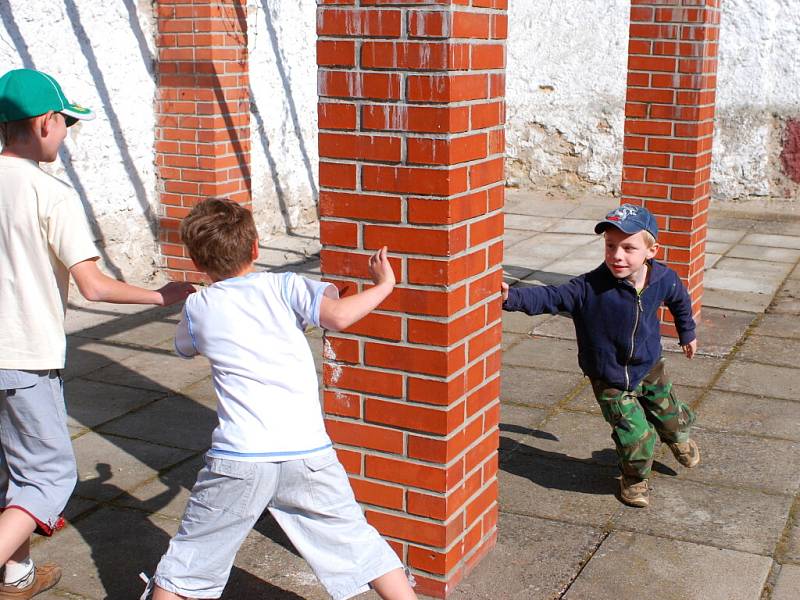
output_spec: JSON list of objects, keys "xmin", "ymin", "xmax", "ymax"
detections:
[{"xmin": 503, "ymin": 260, "xmax": 696, "ymax": 391}]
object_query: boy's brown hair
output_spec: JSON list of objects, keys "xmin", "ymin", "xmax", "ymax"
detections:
[{"xmin": 180, "ymin": 197, "xmax": 258, "ymax": 278}]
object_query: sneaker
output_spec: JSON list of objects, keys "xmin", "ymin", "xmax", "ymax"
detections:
[
  {"xmin": 0, "ymin": 563, "xmax": 61, "ymax": 599},
  {"xmin": 619, "ymin": 476, "xmax": 650, "ymax": 508},
  {"xmin": 668, "ymin": 439, "xmax": 700, "ymax": 468}
]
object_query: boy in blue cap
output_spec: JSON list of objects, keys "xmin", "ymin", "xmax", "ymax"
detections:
[
  {"xmin": 0, "ymin": 68, "xmax": 194, "ymax": 598},
  {"xmin": 501, "ymin": 203, "xmax": 700, "ymax": 508}
]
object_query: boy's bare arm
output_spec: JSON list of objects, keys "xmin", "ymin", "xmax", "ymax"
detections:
[
  {"xmin": 70, "ymin": 259, "xmax": 195, "ymax": 306},
  {"xmin": 319, "ymin": 246, "xmax": 395, "ymax": 332}
]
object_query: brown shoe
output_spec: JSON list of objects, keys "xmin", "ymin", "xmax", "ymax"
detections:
[
  {"xmin": 619, "ymin": 476, "xmax": 650, "ymax": 508},
  {"xmin": 0, "ymin": 564, "xmax": 61, "ymax": 599},
  {"xmin": 668, "ymin": 439, "xmax": 700, "ymax": 468}
]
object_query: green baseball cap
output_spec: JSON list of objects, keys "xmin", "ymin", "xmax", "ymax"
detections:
[{"xmin": 0, "ymin": 68, "xmax": 95, "ymax": 126}]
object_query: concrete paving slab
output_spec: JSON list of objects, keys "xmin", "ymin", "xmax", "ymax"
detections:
[
  {"xmin": 84, "ymin": 349, "xmax": 211, "ymax": 394},
  {"xmin": 727, "ymin": 244, "xmax": 800, "ymax": 263},
  {"xmin": 757, "ymin": 313, "xmax": 800, "ymax": 339},
  {"xmin": 500, "ymin": 365, "xmax": 584, "ymax": 408},
  {"xmin": 498, "ymin": 455, "xmax": 621, "ymax": 527},
  {"xmin": 701, "ymin": 287, "xmax": 773, "ymax": 314},
  {"xmin": 65, "ymin": 378, "xmax": 166, "ymax": 430},
  {"xmin": 703, "ymin": 270, "xmax": 781, "ymax": 295},
  {"xmin": 714, "ymin": 361, "xmax": 800, "ymax": 401},
  {"xmin": 666, "ymin": 428, "xmax": 800, "ymax": 494},
  {"xmin": 662, "ymin": 352, "xmax": 726, "ymax": 389},
  {"xmin": 519, "ymin": 269, "xmax": 578, "ymax": 286},
  {"xmin": 735, "ymin": 333, "xmax": 800, "ymax": 368},
  {"xmin": 504, "ymin": 191, "xmax": 580, "ymax": 217},
  {"xmin": 770, "ymin": 278, "xmax": 800, "ymax": 314},
  {"xmin": 71, "ymin": 432, "xmax": 195, "ymax": 503},
  {"xmin": 541, "ymin": 256, "xmax": 601, "ymax": 277},
  {"xmin": 63, "ymin": 339, "xmax": 142, "ymax": 382},
  {"xmin": 706, "ymin": 228, "xmax": 747, "ymax": 244},
  {"xmin": 30, "ymin": 507, "xmax": 179, "ymax": 600},
  {"xmin": 546, "ymin": 218, "xmax": 597, "ymax": 235},
  {"xmin": 112, "ymin": 454, "xmax": 205, "ymax": 520},
  {"xmin": 783, "ymin": 517, "xmax": 800, "ymax": 563},
  {"xmin": 97, "ymin": 394, "xmax": 217, "ymax": 452},
  {"xmin": 742, "ymin": 233, "xmax": 800, "ymax": 250},
  {"xmin": 523, "ymin": 412, "xmax": 618, "ymax": 468},
  {"xmin": 713, "ymin": 257, "xmax": 794, "ymax": 279},
  {"xmin": 64, "ymin": 300, "xmax": 153, "ymax": 336},
  {"xmin": 693, "ymin": 308, "xmax": 757, "ymax": 355},
  {"xmin": 502, "ymin": 228, "xmax": 536, "ymax": 250},
  {"xmin": 498, "ymin": 404, "xmax": 548, "ymax": 447},
  {"xmin": 705, "ymin": 240, "xmax": 733, "ymax": 254},
  {"xmin": 700, "ymin": 390, "xmax": 800, "ymax": 441},
  {"xmin": 773, "ymin": 564, "xmax": 800, "ymax": 600},
  {"xmin": 501, "ymin": 310, "xmax": 552, "ymax": 335},
  {"xmin": 531, "ymin": 314, "xmax": 577, "ymax": 340},
  {"xmin": 704, "ymin": 252, "xmax": 723, "ymax": 270},
  {"xmin": 563, "ymin": 531, "xmax": 771, "ymax": 600},
  {"xmin": 504, "ymin": 213, "xmax": 558, "ymax": 232},
  {"xmin": 612, "ymin": 477, "xmax": 792, "ymax": 554},
  {"xmin": 443, "ymin": 513, "xmax": 604, "ymax": 600},
  {"xmin": 502, "ymin": 337, "xmax": 580, "ymax": 372}
]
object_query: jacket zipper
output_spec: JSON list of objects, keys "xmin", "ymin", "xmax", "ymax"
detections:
[{"xmin": 624, "ymin": 292, "xmax": 643, "ymax": 391}]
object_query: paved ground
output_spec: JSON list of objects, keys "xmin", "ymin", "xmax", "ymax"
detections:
[{"xmin": 28, "ymin": 189, "xmax": 800, "ymax": 599}]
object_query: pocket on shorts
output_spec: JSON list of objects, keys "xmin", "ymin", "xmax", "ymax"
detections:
[
  {"xmin": 194, "ymin": 458, "xmax": 254, "ymax": 515},
  {"xmin": 0, "ymin": 370, "xmax": 41, "ymax": 391},
  {"xmin": 304, "ymin": 450, "xmax": 338, "ymax": 472}
]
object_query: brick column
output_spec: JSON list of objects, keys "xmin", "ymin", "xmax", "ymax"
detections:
[
  {"xmin": 317, "ymin": 1, "xmax": 506, "ymax": 596},
  {"xmin": 156, "ymin": 0, "xmax": 251, "ymax": 283},
  {"xmin": 622, "ymin": 0, "xmax": 721, "ymax": 329}
]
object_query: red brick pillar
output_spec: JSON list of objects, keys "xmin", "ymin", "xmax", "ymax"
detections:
[
  {"xmin": 155, "ymin": 0, "xmax": 251, "ymax": 283},
  {"xmin": 622, "ymin": 0, "xmax": 721, "ymax": 327},
  {"xmin": 317, "ymin": 2, "xmax": 506, "ymax": 596}
]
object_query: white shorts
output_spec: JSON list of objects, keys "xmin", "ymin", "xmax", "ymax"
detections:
[
  {"xmin": 0, "ymin": 369, "xmax": 76, "ymax": 535},
  {"xmin": 154, "ymin": 450, "xmax": 403, "ymax": 599}
]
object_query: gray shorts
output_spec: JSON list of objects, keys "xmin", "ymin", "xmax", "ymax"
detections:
[
  {"xmin": 154, "ymin": 450, "xmax": 403, "ymax": 599},
  {"xmin": 0, "ymin": 369, "xmax": 76, "ymax": 535}
]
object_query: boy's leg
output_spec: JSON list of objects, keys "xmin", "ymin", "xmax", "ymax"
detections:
[
  {"xmin": 150, "ymin": 458, "xmax": 276, "ymax": 600},
  {"xmin": 0, "ymin": 509, "xmax": 36, "ymax": 566},
  {"xmin": 637, "ymin": 358, "xmax": 695, "ymax": 444},
  {"xmin": 268, "ymin": 450, "xmax": 415, "ymax": 600},
  {"xmin": 591, "ymin": 379, "xmax": 657, "ymax": 480}
]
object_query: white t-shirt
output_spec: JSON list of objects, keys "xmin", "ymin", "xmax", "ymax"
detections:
[
  {"xmin": 0, "ymin": 156, "xmax": 99, "ymax": 369},
  {"xmin": 175, "ymin": 271, "xmax": 338, "ymax": 461}
]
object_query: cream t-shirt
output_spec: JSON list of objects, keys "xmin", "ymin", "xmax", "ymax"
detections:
[{"xmin": 0, "ymin": 155, "xmax": 99, "ymax": 369}]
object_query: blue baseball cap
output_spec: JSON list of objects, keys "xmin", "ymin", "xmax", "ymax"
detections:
[{"xmin": 594, "ymin": 203, "xmax": 658, "ymax": 239}]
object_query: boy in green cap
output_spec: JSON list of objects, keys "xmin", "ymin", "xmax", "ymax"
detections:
[{"xmin": 0, "ymin": 68, "xmax": 195, "ymax": 598}]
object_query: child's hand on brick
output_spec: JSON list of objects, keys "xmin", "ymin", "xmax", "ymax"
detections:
[
  {"xmin": 369, "ymin": 246, "xmax": 395, "ymax": 289},
  {"xmin": 501, "ymin": 281, "xmax": 509, "ymax": 301},
  {"xmin": 682, "ymin": 339, "xmax": 697, "ymax": 359}
]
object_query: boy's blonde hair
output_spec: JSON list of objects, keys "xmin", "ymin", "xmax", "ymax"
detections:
[
  {"xmin": 180, "ymin": 197, "xmax": 258, "ymax": 279},
  {"xmin": 640, "ymin": 229, "xmax": 656, "ymax": 248}
]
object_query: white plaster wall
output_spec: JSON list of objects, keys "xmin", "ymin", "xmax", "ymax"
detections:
[
  {"xmin": 506, "ymin": 0, "xmax": 800, "ymax": 201},
  {"xmin": 248, "ymin": 0, "xmax": 319, "ymax": 235},
  {"xmin": 0, "ymin": 0, "xmax": 159, "ymax": 282}
]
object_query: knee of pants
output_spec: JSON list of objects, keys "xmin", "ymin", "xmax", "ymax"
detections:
[{"xmin": 600, "ymin": 397, "xmax": 652, "ymax": 449}]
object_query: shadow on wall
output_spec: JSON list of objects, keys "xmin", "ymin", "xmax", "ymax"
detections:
[{"xmin": 0, "ymin": 2, "xmax": 126, "ymax": 278}]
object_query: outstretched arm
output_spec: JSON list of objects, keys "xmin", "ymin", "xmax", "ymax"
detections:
[
  {"xmin": 70, "ymin": 259, "xmax": 195, "ymax": 306},
  {"xmin": 319, "ymin": 247, "xmax": 395, "ymax": 331}
]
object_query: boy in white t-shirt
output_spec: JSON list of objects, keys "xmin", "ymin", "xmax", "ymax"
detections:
[
  {"xmin": 143, "ymin": 198, "xmax": 416, "ymax": 600},
  {"xmin": 0, "ymin": 68, "xmax": 195, "ymax": 599}
]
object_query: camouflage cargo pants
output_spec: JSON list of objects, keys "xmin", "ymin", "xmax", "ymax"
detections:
[{"xmin": 590, "ymin": 358, "xmax": 695, "ymax": 480}]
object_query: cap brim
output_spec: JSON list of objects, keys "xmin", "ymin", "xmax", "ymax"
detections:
[{"xmin": 61, "ymin": 104, "xmax": 95, "ymax": 122}]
